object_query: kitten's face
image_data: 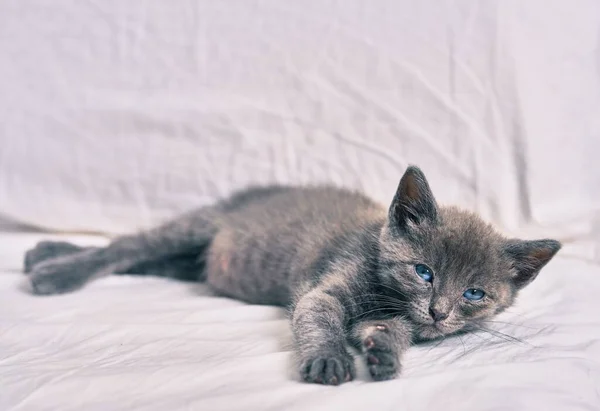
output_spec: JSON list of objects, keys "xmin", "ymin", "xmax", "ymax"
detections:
[
  {"xmin": 379, "ymin": 167, "xmax": 561, "ymax": 341},
  {"xmin": 380, "ymin": 208, "xmax": 518, "ymax": 340}
]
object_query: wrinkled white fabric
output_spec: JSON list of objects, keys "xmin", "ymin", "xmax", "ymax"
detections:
[
  {"xmin": 1, "ymin": 233, "xmax": 599, "ymax": 411},
  {"xmin": 1, "ymin": 1, "xmax": 599, "ymax": 410},
  {"xmin": 1, "ymin": 1, "xmax": 598, "ymax": 242}
]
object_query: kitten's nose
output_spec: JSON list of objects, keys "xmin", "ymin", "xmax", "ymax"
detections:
[{"xmin": 429, "ymin": 307, "xmax": 448, "ymax": 322}]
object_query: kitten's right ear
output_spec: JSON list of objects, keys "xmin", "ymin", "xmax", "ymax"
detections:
[
  {"xmin": 389, "ymin": 166, "xmax": 438, "ymax": 231},
  {"xmin": 504, "ymin": 239, "xmax": 562, "ymax": 289}
]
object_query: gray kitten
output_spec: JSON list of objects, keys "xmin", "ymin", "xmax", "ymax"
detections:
[{"xmin": 23, "ymin": 166, "xmax": 561, "ymax": 385}]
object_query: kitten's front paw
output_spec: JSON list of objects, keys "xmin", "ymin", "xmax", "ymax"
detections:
[
  {"xmin": 29, "ymin": 260, "xmax": 89, "ymax": 295},
  {"xmin": 300, "ymin": 351, "xmax": 355, "ymax": 385},
  {"xmin": 362, "ymin": 324, "xmax": 400, "ymax": 381}
]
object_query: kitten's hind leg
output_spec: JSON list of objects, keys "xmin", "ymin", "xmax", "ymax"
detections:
[
  {"xmin": 24, "ymin": 241, "xmax": 94, "ymax": 273},
  {"xmin": 27, "ymin": 207, "xmax": 220, "ymax": 295},
  {"xmin": 25, "ymin": 242, "xmax": 201, "ymax": 281},
  {"xmin": 126, "ymin": 253, "xmax": 202, "ymax": 281}
]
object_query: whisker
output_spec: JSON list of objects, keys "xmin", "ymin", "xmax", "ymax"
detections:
[
  {"xmin": 348, "ymin": 307, "xmax": 400, "ymax": 321},
  {"xmin": 473, "ymin": 325, "xmax": 531, "ymax": 346},
  {"xmin": 485, "ymin": 328, "xmax": 531, "ymax": 346},
  {"xmin": 484, "ymin": 320, "xmax": 538, "ymax": 330},
  {"xmin": 472, "ymin": 328, "xmax": 514, "ymax": 344},
  {"xmin": 349, "ymin": 294, "xmax": 413, "ymax": 312},
  {"xmin": 458, "ymin": 334, "xmax": 466, "ymax": 356},
  {"xmin": 467, "ymin": 329, "xmax": 495, "ymax": 345},
  {"xmin": 352, "ymin": 298, "xmax": 412, "ymax": 308},
  {"xmin": 358, "ymin": 280, "xmax": 412, "ymax": 298},
  {"xmin": 353, "ymin": 293, "xmax": 411, "ymax": 303},
  {"xmin": 424, "ymin": 334, "xmax": 446, "ymax": 352},
  {"xmin": 351, "ymin": 299, "xmax": 412, "ymax": 310}
]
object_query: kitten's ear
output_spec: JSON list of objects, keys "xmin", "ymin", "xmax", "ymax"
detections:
[
  {"xmin": 504, "ymin": 239, "xmax": 562, "ymax": 289},
  {"xmin": 389, "ymin": 166, "xmax": 438, "ymax": 231}
]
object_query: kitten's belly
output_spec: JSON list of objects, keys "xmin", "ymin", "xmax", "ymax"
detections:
[
  {"xmin": 204, "ymin": 227, "xmax": 297, "ymax": 306},
  {"xmin": 203, "ymin": 185, "xmax": 385, "ymax": 306}
]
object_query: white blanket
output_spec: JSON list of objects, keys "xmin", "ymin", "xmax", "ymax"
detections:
[
  {"xmin": 1, "ymin": 232, "xmax": 599, "ymax": 410},
  {"xmin": 1, "ymin": 1, "xmax": 600, "ymax": 410}
]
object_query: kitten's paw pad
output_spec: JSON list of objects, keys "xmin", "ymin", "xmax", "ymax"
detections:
[
  {"xmin": 374, "ymin": 324, "xmax": 388, "ymax": 332},
  {"xmin": 362, "ymin": 330, "xmax": 400, "ymax": 381},
  {"xmin": 24, "ymin": 241, "xmax": 82, "ymax": 273},
  {"xmin": 300, "ymin": 353, "xmax": 355, "ymax": 385},
  {"xmin": 29, "ymin": 261, "xmax": 87, "ymax": 295}
]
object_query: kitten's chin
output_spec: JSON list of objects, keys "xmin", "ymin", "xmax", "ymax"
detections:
[
  {"xmin": 416, "ymin": 323, "xmax": 462, "ymax": 341},
  {"xmin": 416, "ymin": 325, "xmax": 444, "ymax": 341}
]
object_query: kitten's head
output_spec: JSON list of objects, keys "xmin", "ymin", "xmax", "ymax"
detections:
[{"xmin": 378, "ymin": 166, "xmax": 561, "ymax": 341}]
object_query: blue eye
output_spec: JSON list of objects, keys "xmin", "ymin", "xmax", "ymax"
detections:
[
  {"xmin": 415, "ymin": 264, "xmax": 433, "ymax": 282},
  {"xmin": 463, "ymin": 289, "xmax": 485, "ymax": 301}
]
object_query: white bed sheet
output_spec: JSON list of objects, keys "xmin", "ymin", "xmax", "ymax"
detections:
[
  {"xmin": 1, "ymin": 232, "xmax": 599, "ymax": 411},
  {"xmin": 1, "ymin": 1, "xmax": 600, "ymax": 410}
]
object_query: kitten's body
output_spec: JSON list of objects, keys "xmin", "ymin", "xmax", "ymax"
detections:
[{"xmin": 24, "ymin": 167, "xmax": 561, "ymax": 385}]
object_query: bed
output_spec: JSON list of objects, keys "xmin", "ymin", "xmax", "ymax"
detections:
[
  {"xmin": 1, "ymin": 1, "xmax": 599, "ymax": 410},
  {"xmin": 2, "ymin": 234, "xmax": 599, "ymax": 410}
]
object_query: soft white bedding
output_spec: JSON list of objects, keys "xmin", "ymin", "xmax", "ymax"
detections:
[
  {"xmin": 1, "ymin": 232, "xmax": 599, "ymax": 410},
  {"xmin": 1, "ymin": 1, "xmax": 600, "ymax": 410}
]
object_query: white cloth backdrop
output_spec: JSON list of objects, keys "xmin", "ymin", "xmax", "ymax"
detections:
[
  {"xmin": 1, "ymin": 1, "xmax": 600, "ymax": 411},
  {"xmin": 1, "ymin": 1, "xmax": 598, "ymax": 247}
]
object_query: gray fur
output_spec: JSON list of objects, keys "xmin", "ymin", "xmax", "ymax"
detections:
[{"xmin": 23, "ymin": 166, "xmax": 561, "ymax": 385}]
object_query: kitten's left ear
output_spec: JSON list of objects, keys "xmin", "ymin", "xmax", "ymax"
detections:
[
  {"xmin": 504, "ymin": 239, "xmax": 562, "ymax": 289},
  {"xmin": 389, "ymin": 165, "xmax": 439, "ymax": 231}
]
